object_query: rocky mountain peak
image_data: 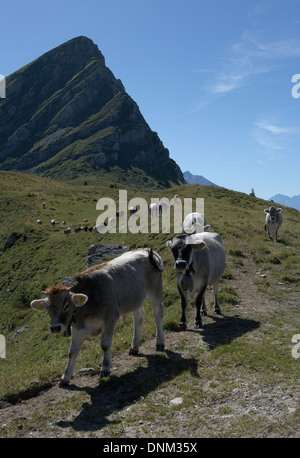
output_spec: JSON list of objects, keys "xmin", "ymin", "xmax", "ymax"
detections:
[{"xmin": 0, "ymin": 36, "xmax": 183, "ymax": 187}]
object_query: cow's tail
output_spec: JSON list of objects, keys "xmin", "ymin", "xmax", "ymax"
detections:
[{"xmin": 148, "ymin": 248, "xmax": 164, "ymax": 272}]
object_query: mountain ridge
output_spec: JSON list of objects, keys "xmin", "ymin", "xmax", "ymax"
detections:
[
  {"xmin": 269, "ymin": 193, "xmax": 300, "ymax": 211},
  {"xmin": 0, "ymin": 36, "xmax": 184, "ymax": 188},
  {"xmin": 183, "ymin": 170, "xmax": 219, "ymax": 187}
]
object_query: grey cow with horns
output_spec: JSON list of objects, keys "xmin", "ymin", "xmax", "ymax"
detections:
[
  {"xmin": 166, "ymin": 231, "xmax": 226, "ymax": 330},
  {"xmin": 30, "ymin": 248, "xmax": 165, "ymax": 386}
]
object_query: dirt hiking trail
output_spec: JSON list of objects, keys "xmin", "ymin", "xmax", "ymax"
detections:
[{"xmin": 1, "ymin": 254, "xmax": 299, "ymax": 438}]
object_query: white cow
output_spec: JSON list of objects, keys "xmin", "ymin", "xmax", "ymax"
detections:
[
  {"xmin": 182, "ymin": 212, "xmax": 210, "ymax": 234},
  {"xmin": 148, "ymin": 203, "xmax": 160, "ymax": 218},
  {"xmin": 264, "ymin": 206, "xmax": 283, "ymax": 242}
]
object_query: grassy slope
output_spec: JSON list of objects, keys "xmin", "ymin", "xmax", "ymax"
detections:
[{"xmin": 0, "ymin": 171, "xmax": 300, "ymax": 424}]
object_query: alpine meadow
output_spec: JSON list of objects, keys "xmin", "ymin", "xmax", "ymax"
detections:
[
  {"xmin": 0, "ymin": 171, "xmax": 300, "ymax": 437},
  {"xmin": 0, "ymin": 36, "xmax": 300, "ymax": 439}
]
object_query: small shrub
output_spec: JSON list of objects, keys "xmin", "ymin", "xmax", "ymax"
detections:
[
  {"xmin": 12, "ymin": 283, "xmax": 32, "ymax": 309},
  {"xmin": 229, "ymin": 248, "xmax": 244, "ymax": 257},
  {"xmin": 270, "ymin": 256, "xmax": 281, "ymax": 265}
]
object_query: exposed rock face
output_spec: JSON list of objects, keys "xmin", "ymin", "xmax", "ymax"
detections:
[
  {"xmin": 0, "ymin": 36, "xmax": 184, "ymax": 187},
  {"xmin": 0, "ymin": 231, "xmax": 21, "ymax": 254}
]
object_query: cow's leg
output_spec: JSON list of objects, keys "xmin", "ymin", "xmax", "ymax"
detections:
[
  {"xmin": 60, "ymin": 327, "xmax": 84, "ymax": 386},
  {"xmin": 129, "ymin": 306, "xmax": 145, "ymax": 356},
  {"xmin": 100, "ymin": 322, "xmax": 116, "ymax": 377},
  {"xmin": 271, "ymin": 224, "xmax": 276, "ymax": 240},
  {"xmin": 178, "ymin": 285, "xmax": 188, "ymax": 331},
  {"xmin": 213, "ymin": 283, "xmax": 221, "ymax": 314},
  {"xmin": 275, "ymin": 227, "xmax": 278, "ymax": 242},
  {"xmin": 200, "ymin": 293, "xmax": 207, "ymax": 315},
  {"xmin": 195, "ymin": 285, "xmax": 207, "ymax": 328},
  {"xmin": 150, "ymin": 299, "xmax": 165, "ymax": 352}
]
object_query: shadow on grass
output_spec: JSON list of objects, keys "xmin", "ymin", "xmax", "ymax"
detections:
[
  {"xmin": 189, "ymin": 314, "xmax": 260, "ymax": 350},
  {"xmin": 165, "ymin": 314, "xmax": 260, "ymax": 350},
  {"xmin": 56, "ymin": 349, "xmax": 198, "ymax": 432}
]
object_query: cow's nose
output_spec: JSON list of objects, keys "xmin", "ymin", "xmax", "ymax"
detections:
[
  {"xmin": 175, "ymin": 260, "xmax": 188, "ymax": 271},
  {"xmin": 50, "ymin": 325, "xmax": 61, "ymax": 334}
]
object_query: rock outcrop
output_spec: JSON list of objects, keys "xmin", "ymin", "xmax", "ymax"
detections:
[{"xmin": 0, "ymin": 36, "xmax": 184, "ymax": 187}]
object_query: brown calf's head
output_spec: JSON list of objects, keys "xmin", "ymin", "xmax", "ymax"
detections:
[{"xmin": 30, "ymin": 285, "xmax": 88, "ymax": 337}]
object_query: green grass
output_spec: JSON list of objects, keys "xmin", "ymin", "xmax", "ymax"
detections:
[{"xmin": 0, "ymin": 171, "xmax": 300, "ymax": 437}]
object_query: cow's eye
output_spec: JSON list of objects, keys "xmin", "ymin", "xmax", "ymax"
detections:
[{"xmin": 63, "ymin": 300, "xmax": 69, "ymax": 311}]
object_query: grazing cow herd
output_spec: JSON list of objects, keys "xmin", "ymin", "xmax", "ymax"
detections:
[
  {"xmin": 36, "ymin": 218, "xmax": 95, "ymax": 234},
  {"xmin": 31, "ymin": 200, "xmax": 284, "ymax": 386}
]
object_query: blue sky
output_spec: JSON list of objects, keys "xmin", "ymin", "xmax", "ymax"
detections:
[{"xmin": 1, "ymin": 0, "xmax": 300, "ymax": 200}]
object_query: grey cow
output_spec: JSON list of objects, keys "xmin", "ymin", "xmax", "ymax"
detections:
[
  {"xmin": 264, "ymin": 206, "xmax": 283, "ymax": 242},
  {"xmin": 166, "ymin": 232, "xmax": 225, "ymax": 330},
  {"xmin": 30, "ymin": 248, "xmax": 165, "ymax": 386}
]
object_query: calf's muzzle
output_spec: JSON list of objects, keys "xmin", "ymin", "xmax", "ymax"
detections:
[
  {"xmin": 50, "ymin": 325, "xmax": 62, "ymax": 334},
  {"xmin": 175, "ymin": 260, "xmax": 189, "ymax": 271}
]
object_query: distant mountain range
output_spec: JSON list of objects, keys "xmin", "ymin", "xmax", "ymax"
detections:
[
  {"xmin": 0, "ymin": 36, "xmax": 184, "ymax": 188},
  {"xmin": 269, "ymin": 194, "xmax": 300, "ymax": 211},
  {"xmin": 184, "ymin": 172, "xmax": 300, "ymax": 211},
  {"xmin": 183, "ymin": 171, "xmax": 218, "ymax": 187}
]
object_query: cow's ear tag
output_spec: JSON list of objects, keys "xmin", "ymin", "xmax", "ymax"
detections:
[{"xmin": 71, "ymin": 293, "xmax": 88, "ymax": 306}]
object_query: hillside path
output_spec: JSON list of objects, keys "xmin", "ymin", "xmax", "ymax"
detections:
[{"xmin": 1, "ymin": 253, "xmax": 299, "ymax": 437}]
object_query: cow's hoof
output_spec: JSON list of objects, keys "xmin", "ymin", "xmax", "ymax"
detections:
[
  {"xmin": 156, "ymin": 344, "xmax": 165, "ymax": 352},
  {"xmin": 59, "ymin": 379, "xmax": 69, "ymax": 388},
  {"xmin": 100, "ymin": 370, "xmax": 111, "ymax": 378},
  {"xmin": 200, "ymin": 310, "xmax": 207, "ymax": 316},
  {"xmin": 214, "ymin": 309, "xmax": 221, "ymax": 315},
  {"xmin": 194, "ymin": 321, "xmax": 202, "ymax": 329},
  {"xmin": 129, "ymin": 348, "xmax": 139, "ymax": 356},
  {"xmin": 178, "ymin": 322, "xmax": 187, "ymax": 331}
]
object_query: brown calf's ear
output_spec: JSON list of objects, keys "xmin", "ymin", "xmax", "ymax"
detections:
[
  {"xmin": 30, "ymin": 299, "xmax": 47, "ymax": 311},
  {"xmin": 71, "ymin": 293, "xmax": 88, "ymax": 307}
]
